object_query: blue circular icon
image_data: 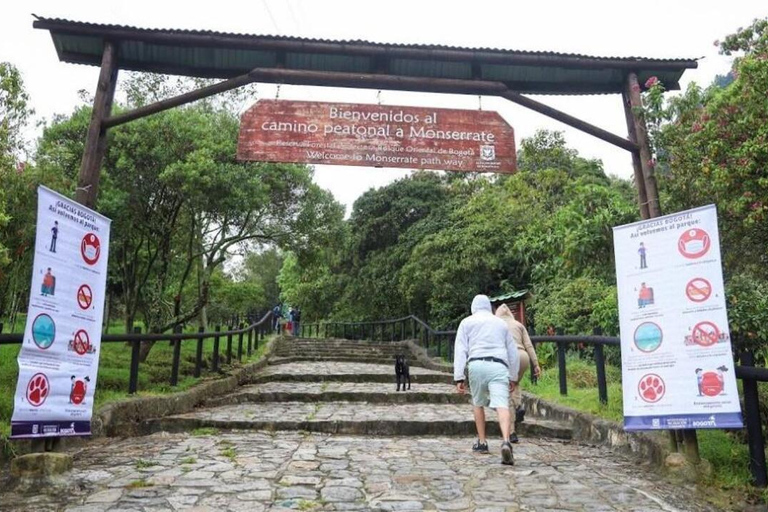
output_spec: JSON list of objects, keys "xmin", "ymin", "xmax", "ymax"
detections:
[
  {"xmin": 32, "ymin": 314, "xmax": 56, "ymax": 349},
  {"xmin": 634, "ymin": 322, "xmax": 663, "ymax": 353}
]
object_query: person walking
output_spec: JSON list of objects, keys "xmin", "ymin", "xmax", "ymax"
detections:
[
  {"xmin": 272, "ymin": 303, "xmax": 283, "ymax": 334},
  {"xmin": 454, "ymin": 294, "xmax": 520, "ymax": 465},
  {"xmin": 495, "ymin": 304, "xmax": 540, "ymax": 443},
  {"xmin": 293, "ymin": 307, "xmax": 301, "ymax": 337}
]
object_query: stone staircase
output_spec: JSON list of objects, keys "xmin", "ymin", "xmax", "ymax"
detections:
[
  {"xmin": 146, "ymin": 337, "xmax": 573, "ymax": 440},
  {"xmin": 271, "ymin": 338, "xmax": 409, "ymax": 365}
]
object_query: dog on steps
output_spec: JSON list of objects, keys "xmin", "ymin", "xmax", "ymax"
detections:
[{"xmin": 395, "ymin": 354, "xmax": 411, "ymax": 391}]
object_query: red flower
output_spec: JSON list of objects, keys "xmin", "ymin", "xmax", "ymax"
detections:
[
  {"xmin": 692, "ymin": 122, "xmax": 702, "ymax": 132},
  {"xmin": 644, "ymin": 76, "xmax": 659, "ymax": 88}
]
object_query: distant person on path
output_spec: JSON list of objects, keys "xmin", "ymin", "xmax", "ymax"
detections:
[
  {"xmin": 454, "ymin": 294, "xmax": 519, "ymax": 465},
  {"xmin": 287, "ymin": 307, "xmax": 295, "ymax": 335},
  {"xmin": 638, "ymin": 242, "xmax": 647, "ymax": 269},
  {"xmin": 495, "ymin": 304, "xmax": 540, "ymax": 443},
  {"xmin": 272, "ymin": 303, "xmax": 283, "ymax": 334},
  {"xmin": 293, "ymin": 307, "xmax": 301, "ymax": 337},
  {"xmin": 49, "ymin": 221, "xmax": 58, "ymax": 253}
]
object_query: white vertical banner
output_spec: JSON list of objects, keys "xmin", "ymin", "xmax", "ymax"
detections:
[
  {"xmin": 10, "ymin": 186, "xmax": 111, "ymax": 438},
  {"xmin": 613, "ymin": 205, "xmax": 743, "ymax": 431}
]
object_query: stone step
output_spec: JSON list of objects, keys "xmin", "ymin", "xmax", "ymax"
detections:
[
  {"xmin": 277, "ymin": 347, "xmax": 406, "ymax": 353},
  {"xmin": 252, "ymin": 372, "xmax": 451, "ymax": 384},
  {"xmin": 146, "ymin": 402, "xmax": 573, "ymax": 439},
  {"xmin": 207, "ymin": 382, "xmax": 467, "ymax": 406},
  {"xmin": 275, "ymin": 346, "xmax": 407, "ymax": 353},
  {"xmin": 269, "ymin": 356, "xmax": 410, "ymax": 366},
  {"xmin": 251, "ymin": 361, "xmax": 452, "ymax": 385}
]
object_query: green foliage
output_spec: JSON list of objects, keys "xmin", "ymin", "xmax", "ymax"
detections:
[
  {"xmin": 0, "ymin": 62, "xmax": 32, "ymax": 165},
  {"xmin": 26, "ymin": 74, "xmax": 343, "ymax": 351},
  {"xmin": 644, "ymin": 18, "xmax": 768, "ymax": 352},
  {"xmin": 238, "ymin": 248, "xmax": 285, "ymax": 308},
  {"xmin": 283, "ymin": 130, "xmax": 637, "ymax": 332},
  {"xmin": 726, "ymin": 273, "xmax": 768, "ymax": 352},
  {"xmin": 533, "ymin": 277, "xmax": 617, "ymax": 335}
]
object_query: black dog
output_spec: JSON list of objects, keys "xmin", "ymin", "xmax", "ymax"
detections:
[{"xmin": 395, "ymin": 354, "xmax": 411, "ymax": 391}]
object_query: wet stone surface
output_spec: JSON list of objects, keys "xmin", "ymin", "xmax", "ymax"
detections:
[
  {"xmin": 0, "ymin": 431, "xmax": 716, "ymax": 511},
  {"xmin": 227, "ymin": 382, "xmax": 459, "ymax": 397},
  {"xmin": 257, "ymin": 361, "xmax": 447, "ymax": 378}
]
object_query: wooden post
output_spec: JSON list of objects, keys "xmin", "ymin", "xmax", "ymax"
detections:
[
  {"xmin": 625, "ymin": 72, "xmax": 661, "ymax": 218},
  {"xmin": 76, "ymin": 41, "xmax": 118, "ymax": 209},
  {"xmin": 627, "ymin": 71, "xmax": 699, "ymax": 458},
  {"xmin": 621, "ymin": 89, "xmax": 650, "ymax": 220}
]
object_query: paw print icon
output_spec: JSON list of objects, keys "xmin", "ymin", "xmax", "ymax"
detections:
[{"xmin": 638, "ymin": 374, "xmax": 665, "ymax": 403}]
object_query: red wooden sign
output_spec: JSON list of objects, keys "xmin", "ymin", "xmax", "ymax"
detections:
[{"xmin": 237, "ymin": 100, "xmax": 517, "ymax": 173}]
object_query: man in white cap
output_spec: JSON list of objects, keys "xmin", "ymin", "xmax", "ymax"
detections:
[{"xmin": 454, "ymin": 294, "xmax": 520, "ymax": 465}]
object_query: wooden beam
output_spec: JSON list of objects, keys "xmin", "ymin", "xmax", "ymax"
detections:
[
  {"xmin": 500, "ymin": 90, "xmax": 637, "ymax": 152},
  {"xmin": 105, "ymin": 67, "xmax": 636, "ymax": 154},
  {"xmin": 76, "ymin": 41, "xmax": 118, "ymax": 208},
  {"xmin": 625, "ymin": 72, "xmax": 661, "ymax": 217},
  {"xmin": 103, "ymin": 71, "xmax": 258, "ymax": 128},
  {"xmin": 622, "ymin": 90, "xmax": 650, "ymax": 219}
]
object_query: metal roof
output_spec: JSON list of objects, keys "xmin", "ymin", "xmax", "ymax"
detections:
[
  {"xmin": 33, "ymin": 17, "xmax": 698, "ymax": 95},
  {"xmin": 490, "ymin": 290, "xmax": 531, "ymax": 302}
]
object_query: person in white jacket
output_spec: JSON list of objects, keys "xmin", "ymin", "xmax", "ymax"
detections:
[{"xmin": 454, "ymin": 294, "xmax": 520, "ymax": 465}]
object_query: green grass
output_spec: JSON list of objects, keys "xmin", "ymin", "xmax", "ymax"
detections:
[
  {"xmin": 527, "ymin": 356, "xmax": 767, "ymax": 503},
  {"xmin": 126, "ymin": 479, "xmax": 153, "ymax": 489},
  {"xmin": 1, "ymin": 320, "xmax": 273, "ymax": 447},
  {"xmin": 134, "ymin": 458, "xmax": 153, "ymax": 469},
  {"xmin": 191, "ymin": 427, "xmax": 220, "ymax": 437}
]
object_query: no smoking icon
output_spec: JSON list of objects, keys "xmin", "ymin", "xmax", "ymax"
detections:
[
  {"xmin": 692, "ymin": 321, "xmax": 720, "ymax": 347},
  {"xmin": 77, "ymin": 284, "xmax": 93, "ymax": 310},
  {"xmin": 73, "ymin": 329, "xmax": 91, "ymax": 355},
  {"xmin": 686, "ymin": 278, "xmax": 712, "ymax": 303}
]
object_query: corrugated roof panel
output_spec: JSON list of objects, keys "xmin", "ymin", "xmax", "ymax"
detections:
[
  {"xmin": 286, "ymin": 53, "xmax": 370, "ymax": 73},
  {"xmin": 59, "ymin": 34, "xmax": 102, "ymax": 56},
  {"xmin": 34, "ymin": 17, "xmax": 699, "ymax": 95},
  {"xmin": 34, "ymin": 16, "xmax": 698, "ymax": 63},
  {"xmin": 390, "ymin": 59, "xmax": 472, "ymax": 79},
  {"xmin": 214, "ymin": 48, "xmax": 276, "ymax": 71},
  {"xmin": 490, "ymin": 290, "xmax": 530, "ymax": 302}
]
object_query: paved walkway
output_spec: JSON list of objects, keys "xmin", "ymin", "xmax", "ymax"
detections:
[
  {"xmin": 2, "ymin": 430, "xmax": 714, "ymax": 512},
  {"xmin": 1, "ymin": 343, "xmax": 720, "ymax": 511}
]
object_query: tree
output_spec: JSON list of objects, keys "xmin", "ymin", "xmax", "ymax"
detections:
[
  {"xmin": 35, "ymin": 80, "xmax": 343, "ymax": 358},
  {"xmin": 0, "ymin": 63, "xmax": 37, "ymax": 323},
  {"xmin": 284, "ymin": 130, "xmax": 637, "ymax": 334},
  {"xmin": 644, "ymin": 18, "xmax": 768, "ymax": 350},
  {"xmin": 238, "ymin": 248, "xmax": 285, "ymax": 310}
]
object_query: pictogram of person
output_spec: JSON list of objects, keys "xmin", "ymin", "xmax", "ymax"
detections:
[
  {"xmin": 638, "ymin": 283, "xmax": 654, "ymax": 308},
  {"xmin": 50, "ymin": 221, "xmax": 59, "ymax": 253},
  {"xmin": 638, "ymin": 242, "xmax": 647, "ymax": 269},
  {"xmin": 41, "ymin": 268, "xmax": 56, "ymax": 296}
]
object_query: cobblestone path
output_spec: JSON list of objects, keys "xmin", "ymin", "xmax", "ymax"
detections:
[
  {"xmin": 1, "ymin": 338, "xmax": 719, "ymax": 511},
  {"xmin": 2, "ymin": 431, "xmax": 714, "ymax": 512}
]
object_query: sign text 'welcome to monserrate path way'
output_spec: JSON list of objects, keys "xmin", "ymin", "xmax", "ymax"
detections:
[{"xmin": 237, "ymin": 100, "xmax": 516, "ymax": 173}]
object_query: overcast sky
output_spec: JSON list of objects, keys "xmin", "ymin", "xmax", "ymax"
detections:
[{"xmin": 2, "ymin": 1, "xmax": 764, "ymax": 213}]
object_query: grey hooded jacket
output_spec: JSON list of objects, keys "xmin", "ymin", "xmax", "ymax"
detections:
[{"xmin": 453, "ymin": 295, "xmax": 520, "ymax": 383}]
